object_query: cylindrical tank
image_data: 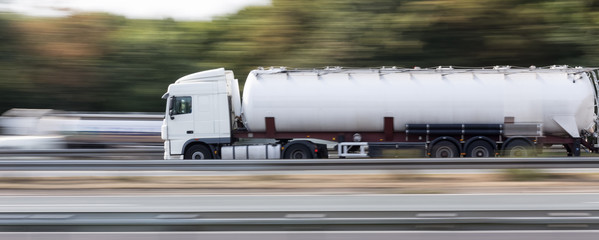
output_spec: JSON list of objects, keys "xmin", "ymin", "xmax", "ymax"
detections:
[{"xmin": 241, "ymin": 67, "xmax": 597, "ymax": 137}]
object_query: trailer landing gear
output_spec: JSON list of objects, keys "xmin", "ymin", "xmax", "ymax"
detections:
[{"xmin": 564, "ymin": 138, "xmax": 581, "ymax": 157}]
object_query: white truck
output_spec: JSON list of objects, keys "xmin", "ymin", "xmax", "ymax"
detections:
[{"xmin": 161, "ymin": 66, "xmax": 599, "ymax": 159}]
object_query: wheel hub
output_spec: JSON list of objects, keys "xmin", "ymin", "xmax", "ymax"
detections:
[
  {"xmin": 435, "ymin": 146, "xmax": 454, "ymax": 158},
  {"xmin": 472, "ymin": 146, "xmax": 490, "ymax": 157},
  {"xmin": 192, "ymin": 152, "xmax": 205, "ymax": 159}
]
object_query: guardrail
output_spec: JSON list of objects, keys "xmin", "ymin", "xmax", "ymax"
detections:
[{"xmin": 0, "ymin": 158, "xmax": 598, "ymax": 171}]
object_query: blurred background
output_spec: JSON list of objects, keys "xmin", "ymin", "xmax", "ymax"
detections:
[
  {"xmin": 1, "ymin": 2, "xmax": 599, "ymax": 237},
  {"xmin": 1, "ymin": 0, "xmax": 599, "ymax": 113}
]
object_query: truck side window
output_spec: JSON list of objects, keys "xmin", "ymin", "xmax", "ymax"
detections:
[{"xmin": 173, "ymin": 96, "xmax": 192, "ymax": 114}]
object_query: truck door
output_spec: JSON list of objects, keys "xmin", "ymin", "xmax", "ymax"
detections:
[{"xmin": 167, "ymin": 96, "xmax": 194, "ymax": 155}]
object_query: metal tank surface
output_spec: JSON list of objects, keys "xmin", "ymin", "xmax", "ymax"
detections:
[{"xmin": 241, "ymin": 66, "xmax": 597, "ymax": 137}]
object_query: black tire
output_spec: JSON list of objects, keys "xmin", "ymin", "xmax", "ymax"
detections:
[
  {"xmin": 466, "ymin": 140, "xmax": 494, "ymax": 158},
  {"xmin": 283, "ymin": 144, "xmax": 314, "ymax": 159},
  {"xmin": 503, "ymin": 139, "xmax": 535, "ymax": 158},
  {"xmin": 430, "ymin": 140, "xmax": 459, "ymax": 158},
  {"xmin": 184, "ymin": 145, "xmax": 212, "ymax": 159}
]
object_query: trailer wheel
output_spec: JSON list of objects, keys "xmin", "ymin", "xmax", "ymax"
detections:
[
  {"xmin": 184, "ymin": 145, "xmax": 212, "ymax": 159},
  {"xmin": 503, "ymin": 139, "xmax": 534, "ymax": 158},
  {"xmin": 430, "ymin": 141, "xmax": 459, "ymax": 158},
  {"xmin": 466, "ymin": 140, "xmax": 494, "ymax": 158},
  {"xmin": 283, "ymin": 144, "xmax": 314, "ymax": 159}
]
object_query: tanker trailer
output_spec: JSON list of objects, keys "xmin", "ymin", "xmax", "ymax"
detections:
[{"xmin": 161, "ymin": 66, "xmax": 599, "ymax": 160}]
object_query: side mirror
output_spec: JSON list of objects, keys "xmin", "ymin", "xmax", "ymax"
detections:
[{"xmin": 169, "ymin": 96, "xmax": 175, "ymax": 120}]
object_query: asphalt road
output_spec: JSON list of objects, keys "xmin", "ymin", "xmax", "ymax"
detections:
[
  {"xmin": 1, "ymin": 194, "xmax": 598, "ymax": 233},
  {"xmin": 0, "ymin": 193, "xmax": 598, "ymax": 212}
]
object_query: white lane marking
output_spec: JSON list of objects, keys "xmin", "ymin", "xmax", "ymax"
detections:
[
  {"xmin": 548, "ymin": 212, "xmax": 590, "ymax": 217},
  {"xmin": 0, "ymin": 204, "xmax": 134, "ymax": 207},
  {"xmin": 285, "ymin": 214, "xmax": 327, "ymax": 218},
  {"xmin": 417, "ymin": 213, "xmax": 458, "ymax": 217},
  {"xmin": 156, "ymin": 214, "xmax": 200, "ymax": 219}
]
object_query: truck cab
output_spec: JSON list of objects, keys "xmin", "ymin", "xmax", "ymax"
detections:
[{"xmin": 161, "ymin": 68, "xmax": 240, "ymax": 160}]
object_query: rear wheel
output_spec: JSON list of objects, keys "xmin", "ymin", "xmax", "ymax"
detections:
[
  {"xmin": 184, "ymin": 145, "xmax": 213, "ymax": 159},
  {"xmin": 283, "ymin": 144, "xmax": 314, "ymax": 159},
  {"xmin": 430, "ymin": 141, "xmax": 459, "ymax": 158},
  {"xmin": 466, "ymin": 140, "xmax": 494, "ymax": 158},
  {"xmin": 503, "ymin": 139, "xmax": 535, "ymax": 157}
]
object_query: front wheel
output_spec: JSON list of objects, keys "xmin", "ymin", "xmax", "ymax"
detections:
[{"xmin": 184, "ymin": 145, "xmax": 213, "ymax": 159}]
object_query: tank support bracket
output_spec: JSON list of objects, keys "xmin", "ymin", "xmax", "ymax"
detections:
[
  {"xmin": 384, "ymin": 117, "xmax": 394, "ymax": 141},
  {"xmin": 265, "ymin": 117, "xmax": 276, "ymax": 138}
]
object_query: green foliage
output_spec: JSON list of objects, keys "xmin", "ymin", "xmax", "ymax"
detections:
[{"xmin": 2, "ymin": 0, "xmax": 599, "ymax": 112}]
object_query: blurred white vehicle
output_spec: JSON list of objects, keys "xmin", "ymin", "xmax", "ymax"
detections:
[{"xmin": 0, "ymin": 108, "xmax": 163, "ymax": 149}]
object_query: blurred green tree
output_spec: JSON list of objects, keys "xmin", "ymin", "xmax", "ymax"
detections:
[{"xmin": 1, "ymin": 0, "xmax": 599, "ymax": 112}]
